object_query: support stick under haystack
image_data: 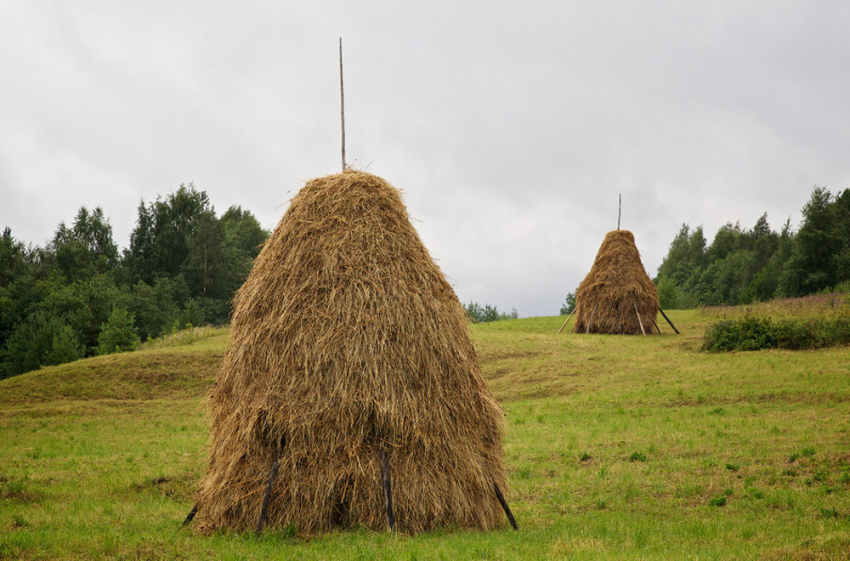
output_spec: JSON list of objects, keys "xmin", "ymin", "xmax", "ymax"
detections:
[
  {"xmin": 632, "ymin": 298, "xmax": 646, "ymax": 337},
  {"xmin": 182, "ymin": 503, "xmax": 198, "ymax": 527},
  {"xmin": 380, "ymin": 449, "xmax": 395, "ymax": 531},
  {"xmin": 494, "ymin": 483, "xmax": 518, "ymax": 530},
  {"xmin": 557, "ymin": 309, "xmax": 575, "ymax": 334},
  {"xmin": 658, "ymin": 308, "xmax": 680, "ymax": 334},
  {"xmin": 256, "ymin": 437, "xmax": 285, "ymax": 534},
  {"xmin": 585, "ymin": 304, "xmax": 599, "ymax": 334},
  {"xmin": 652, "ymin": 319, "xmax": 661, "ymax": 334}
]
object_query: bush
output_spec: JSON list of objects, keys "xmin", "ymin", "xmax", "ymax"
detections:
[
  {"xmin": 0, "ymin": 312, "xmax": 82, "ymax": 379},
  {"xmin": 43, "ymin": 325, "xmax": 84, "ymax": 366},
  {"xmin": 96, "ymin": 307, "xmax": 141, "ymax": 355},
  {"xmin": 703, "ymin": 314, "xmax": 850, "ymax": 352}
]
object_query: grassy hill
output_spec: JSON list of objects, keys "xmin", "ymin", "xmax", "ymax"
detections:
[{"xmin": 1, "ymin": 311, "xmax": 849, "ymax": 559}]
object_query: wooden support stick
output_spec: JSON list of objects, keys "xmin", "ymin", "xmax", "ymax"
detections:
[
  {"xmin": 380, "ymin": 448, "xmax": 395, "ymax": 531},
  {"xmin": 557, "ymin": 309, "xmax": 575, "ymax": 334},
  {"xmin": 632, "ymin": 299, "xmax": 646, "ymax": 337},
  {"xmin": 494, "ymin": 483, "xmax": 518, "ymax": 530},
  {"xmin": 658, "ymin": 308, "xmax": 680, "ymax": 334},
  {"xmin": 339, "ymin": 37, "xmax": 346, "ymax": 171},
  {"xmin": 256, "ymin": 436, "xmax": 285, "ymax": 534},
  {"xmin": 182, "ymin": 503, "xmax": 198, "ymax": 527},
  {"xmin": 651, "ymin": 319, "xmax": 661, "ymax": 334},
  {"xmin": 585, "ymin": 304, "xmax": 599, "ymax": 334}
]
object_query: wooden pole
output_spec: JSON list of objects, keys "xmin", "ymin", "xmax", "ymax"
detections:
[
  {"xmin": 658, "ymin": 308, "xmax": 680, "ymax": 334},
  {"xmin": 380, "ymin": 448, "xmax": 395, "ymax": 531},
  {"xmin": 585, "ymin": 304, "xmax": 599, "ymax": 334},
  {"xmin": 256, "ymin": 436, "xmax": 285, "ymax": 534},
  {"xmin": 494, "ymin": 483, "xmax": 518, "ymax": 530},
  {"xmin": 557, "ymin": 309, "xmax": 575, "ymax": 334},
  {"xmin": 632, "ymin": 298, "xmax": 646, "ymax": 337},
  {"xmin": 339, "ymin": 38, "xmax": 346, "ymax": 171},
  {"xmin": 651, "ymin": 319, "xmax": 661, "ymax": 334},
  {"xmin": 182, "ymin": 503, "xmax": 198, "ymax": 528}
]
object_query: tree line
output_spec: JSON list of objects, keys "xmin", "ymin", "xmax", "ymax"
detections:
[
  {"xmin": 0, "ymin": 184, "xmax": 268, "ymax": 380},
  {"xmin": 655, "ymin": 186, "xmax": 850, "ymax": 308}
]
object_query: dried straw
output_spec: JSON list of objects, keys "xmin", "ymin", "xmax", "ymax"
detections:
[
  {"xmin": 193, "ymin": 170, "xmax": 508, "ymax": 535},
  {"xmin": 573, "ymin": 230, "xmax": 659, "ymax": 335}
]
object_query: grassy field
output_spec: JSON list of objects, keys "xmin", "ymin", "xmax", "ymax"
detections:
[{"xmin": 1, "ymin": 309, "xmax": 849, "ymax": 559}]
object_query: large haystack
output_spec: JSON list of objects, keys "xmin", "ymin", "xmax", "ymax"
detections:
[
  {"xmin": 191, "ymin": 170, "xmax": 509, "ymax": 535},
  {"xmin": 573, "ymin": 230, "xmax": 659, "ymax": 335}
]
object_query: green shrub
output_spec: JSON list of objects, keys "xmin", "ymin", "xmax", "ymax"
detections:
[
  {"xmin": 96, "ymin": 307, "xmax": 141, "ymax": 355},
  {"xmin": 703, "ymin": 314, "xmax": 850, "ymax": 352},
  {"xmin": 43, "ymin": 324, "xmax": 84, "ymax": 366}
]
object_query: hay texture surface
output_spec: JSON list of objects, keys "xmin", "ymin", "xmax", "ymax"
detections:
[
  {"xmin": 573, "ymin": 230, "xmax": 659, "ymax": 335},
  {"xmin": 194, "ymin": 170, "xmax": 507, "ymax": 535}
]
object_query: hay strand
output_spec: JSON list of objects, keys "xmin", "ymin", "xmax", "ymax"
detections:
[
  {"xmin": 573, "ymin": 230, "xmax": 659, "ymax": 335},
  {"xmin": 192, "ymin": 170, "xmax": 508, "ymax": 535}
]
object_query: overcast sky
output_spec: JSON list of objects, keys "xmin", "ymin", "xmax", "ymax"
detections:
[{"xmin": 2, "ymin": 1, "xmax": 849, "ymax": 317}]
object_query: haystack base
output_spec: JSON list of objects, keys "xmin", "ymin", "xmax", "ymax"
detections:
[{"xmin": 494, "ymin": 483, "xmax": 518, "ymax": 530}]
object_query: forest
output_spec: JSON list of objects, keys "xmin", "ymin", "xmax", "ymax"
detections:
[
  {"xmin": 0, "ymin": 184, "xmax": 267, "ymax": 380},
  {"xmin": 655, "ymin": 186, "xmax": 850, "ymax": 309},
  {"xmin": 2, "ymin": 184, "xmax": 849, "ymax": 380}
]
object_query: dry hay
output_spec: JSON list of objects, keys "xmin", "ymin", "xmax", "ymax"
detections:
[
  {"xmin": 573, "ymin": 230, "xmax": 659, "ymax": 335},
  {"xmin": 192, "ymin": 170, "xmax": 508, "ymax": 535}
]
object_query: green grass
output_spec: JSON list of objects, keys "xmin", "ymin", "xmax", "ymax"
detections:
[{"xmin": 2, "ymin": 311, "xmax": 850, "ymax": 559}]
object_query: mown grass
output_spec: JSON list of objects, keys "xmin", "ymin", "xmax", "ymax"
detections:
[{"xmin": 1, "ymin": 308, "xmax": 849, "ymax": 559}]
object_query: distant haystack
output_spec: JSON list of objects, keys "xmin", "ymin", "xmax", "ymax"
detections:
[
  {"xmin": 573, "ymin": 230, "xmax": 659, "ymax": 335},
  {"xmin": 190, "ymin": 170, "xmax": 511, "ymax": 535}
]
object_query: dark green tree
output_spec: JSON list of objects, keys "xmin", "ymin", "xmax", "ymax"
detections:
[
  {"xmin": 560, "ymin": 292, "xmax": 576, "ymax": 315},
  {"xmin": 0, "ymin": 312, "xmax": 79, "ymax": 379},
  {"xmin": 96, "ymin": 307, "xmax": 141, "ymax": 355},
  {"xmin": 780, "ymin": 187, "xmax": 837, "ymax": 296},
  {"xmin": 831, "ymin": 189, "xmax": 850, "ymax": 283},
  {"xmin": 0, "ymin": 228, "xmax": 27, "ymax": 288},
  {"xmin": 127, "ymin": 183, "xmax": 214, "ymax": 283},
  {"xmin": 184, "ymin": 209, "xmax": 228, "ymax": 300},
  {"xmin": 48, "ymin": 207, "xmax": 118, "ymax": 282}
]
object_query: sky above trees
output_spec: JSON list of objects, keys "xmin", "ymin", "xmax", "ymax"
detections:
[{"xmin": 2, "ymin": 1, "xmax": 849, "ymax": 316}]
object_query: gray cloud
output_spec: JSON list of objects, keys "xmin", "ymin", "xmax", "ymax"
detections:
[{"xmin": 2, "ymin": 1, "xmax": 848, "ymax": 316}]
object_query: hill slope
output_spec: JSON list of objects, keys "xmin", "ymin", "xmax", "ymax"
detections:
[{"xmin": 1, "ymin": 311, "xmax": 849, "ymax": 559}]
